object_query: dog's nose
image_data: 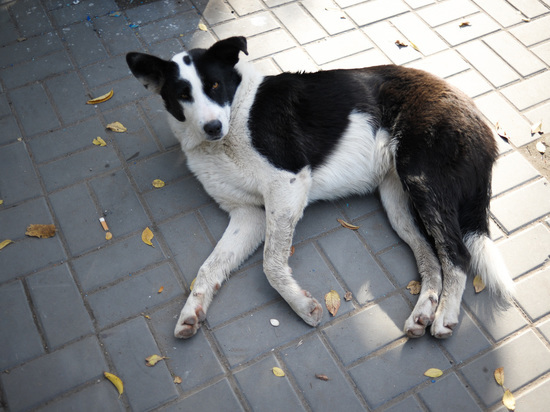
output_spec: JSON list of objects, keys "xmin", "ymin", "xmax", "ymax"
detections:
[{"xmin": 203, "ymin": 120, "xmax": 222, "ymax": 137}]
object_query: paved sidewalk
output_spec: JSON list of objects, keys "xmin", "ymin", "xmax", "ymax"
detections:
[{"xmin": 1, "ymin": 0, "xmax": 550, "ymax": 410}]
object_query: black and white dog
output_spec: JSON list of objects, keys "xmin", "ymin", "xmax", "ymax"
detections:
[{"xmin": 127, "ymin": 36, "xmax": 514, "ymax": 340}]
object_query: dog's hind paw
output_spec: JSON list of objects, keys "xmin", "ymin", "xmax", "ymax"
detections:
[
  {"xmin": 404, "ymin": 291, "xmax": 439, "ymax": 338},
  {"xmin": 430, "ymin": 308, "xmax": 458, "ymax": 339},
  {"xmin": 174, "ymin": 305, "xmax": 206, "ymax": 339}
]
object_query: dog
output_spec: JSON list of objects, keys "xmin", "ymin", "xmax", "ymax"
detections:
[{"xmin": 126, "ymin": 36, "xmax": 514, "ymax": 340}]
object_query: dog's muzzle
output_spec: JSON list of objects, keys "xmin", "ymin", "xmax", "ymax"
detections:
[{"xmin": 204, "ymin": 120, "xmax": 223, "ymax": 140}]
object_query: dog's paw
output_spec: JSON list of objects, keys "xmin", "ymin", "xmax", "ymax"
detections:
[
  {"xmin": 174, "ymin": 305, "xmax": 206, "ymax": 339},
  {"xmin": 404, "ymin": 291, "xmax": 438, "ymax": 338},
  {"xmin": 430, "ymin": 307, "xmax": 459, "ymax": 339},
  {"xmin": 294, "ymin": 290, "xmax": 323, "ymax": 327}
]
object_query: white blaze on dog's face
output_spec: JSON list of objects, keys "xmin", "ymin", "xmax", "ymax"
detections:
[{"xmin": 126, "ymin": 37, "xmax": 248, "ymax": 145}]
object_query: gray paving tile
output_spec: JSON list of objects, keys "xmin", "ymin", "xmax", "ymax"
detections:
[
  {"xmin": 336, "ymin": 194, "xmax": 382, "ymax": 220},
  {"xmin": 317, "ymin": 228, "xmax": 395, "ymax": 304},
  {"xmin": 346, "ymin": 0, "xmax": 409, "ymax": 26},
  {"xmin": 349, "ymin": 338, "xmax": 451, "ymax": 409},
  {"xmin": 378, "ymin": 244, "xmax": 418, "ymax": 287},
  {"xmin": 246, "ymin": 30, "xmax": 297, "ymax": 60},
  {"xmin": 0, "ymin": 281, "xmax": 44, "ymax": 370},
  {"xmin": 93, "ymin": 15, "xmax": 143, "ymax": 56},
  {"xmin": 129, "ymin": 150, "xmax": 190, "ymax": 192},
  {"xmin": 80, "ymin": 55, "xmax": 133, "ymax": 89},
  {"xmin": 273, "ymin": 3, "xmax": 326, "ymax": 45},
  {"xmin": 323, "ymin": 294, "xmax": 409, "ymax": 365},
  {"xmin": 27, "ymin": 264, "xmax": 94, "ymax": 349},
  {"xmin": 0, "ymin": 32, "xmax": 63, "ymax": 68},
  {"xmin": 39, "ymin": 146, "xmax": 122, "ymax": 192},
  {"xmin": 305, "ymin": 31, "xmax": 373, "ymax": 65},
  {"xmin": 501, "ymin": 70, "xmax": 550, "ymax": 111},
  {"xmin": 0, "ymin": 9, "xmax": 18, "ymax": 46},
  {"xmin": 406, "ymin": 49, "xmax": 470, "ymax": 79},
  {"xmin": 321, "ymin": 48, "xmax": 392, "ymax": 70},
  {"xmin": 446, "ymin": 69, "xmax": 493, "ymax": 98},
  {"xmin": 192, "ymin": 0, "xmax": 236, "ymax": 25},
  {"xmin": 92, "ymin": 77, "xmax": 150, "ymax": 112},
  {"xmin": 137, "ymin": 11, "xmax": 201, "ymax": 44},
  {"xmin": 383, "ymin": 396, "xmax": 424, "ymax": 412},
  {"xmin": 302, "ymin": 0, "xmax": 354, "ymax": 35},
  {"xmin": 101, "ymin": 317, "xmax": 179, "ymax": 411},
  {"xmin": 9, "ymin": 83, "xmax": 60, "ymax": 136},
  {"xmin": 492, "ymin": 151, "xmax": 539, "ymax": 197},
  {"xmin": 474, "ymin": 0, "xmax": 524, "ymax": 27},
  {"xmin": 364, "ymin": 21, "xmax": 421, "ymax": 65},
  {"xmin": 283, "ymin": 334, "xmax": 366, "ymax": 411},
  {"xmin": 49, "ymin": 0, "xmax": 118, "ymax": 27},
  {"xmin": 509, "ymin": 15, "xmax": 550, "ymax": 46},
  {"xmin": 0, "ymin": 337, "xmax": 107, "ymax": 411},
  {"xmin": 0, "ymin": 93, "xmax": 10, "ymax": 116},
  {"xmin": 0, "ymin": 197, "xmax": 52, "ymax": 240},
  {"xmin": 532, "ymin": 41, "xmax": 550, "ymax": 66},
  {"xmin": 508, "ymin": 0, "xmax": 548, "ymax": 18},
  {"xmin": 214, "ymin": 11, "xmax": 279, "ymax": 40},
  {"xmin": 63, "ymin": 21, "xmax": 109, "ymax": 67},
  {"xmin": 150, "ymin": 301, "xmax": 225, "ymax": 392},
  {"xmin": 515, "ymin": 267, "xmax": 550, "ymax": 321},
  {"xmin": 418, "ymin": 373, "xmax": 482, "ymax": 411},
  {"xmin": 228, "ymin": 0, "xmax": 264, "ymax": 15},
  {"xmin": 493, "ymin": 378, "xmax": 550, "ymax": 412},
  {"xmin": 234, "ymin": 354, "xmax": 305, "ymax": 412},
  {"xmin": 87, "ymin": 263, "xmax": 183, "ymax": 329},
  {"xmin": 435, "ymin": 13, "xmax": 500, "ymax": 46},
  {"xmin": 538, "ymin": 318, "xmax": 550, "ymax": 343},
  {"xmin": 294, "ymin": 200, "xmax": 341, "ymax": 243},
  {"xmin": 460, "ymin": 330, "xmax": 550, "ymax": 407},
  {"xmin": 357, "ymin": 210, "xmax": 401, "ymax": 253},
  {"xmin": 161, "ymin": 379, "xmax": 243, "ymax": 411},
  {"xmin": 125, "ymin": 0, "xmax": 194, "ymax": 24},
  {"xmin": 139, "ymin": 96, "xmax": 180, "ymax": 150},
  {"xmin": 35, "ymin": 381, "xmax": 125, "ymax": 412},
  {"xmin": 391, "ymin": 12, "xmax": 448, "ymax": 56},
  {"xmin": 417, "ymin": 0, "xmax": 479, "ymax": 27},
  {"xmin": 8, "ymin": 0, "xmax": 53, "ymax": 37}
]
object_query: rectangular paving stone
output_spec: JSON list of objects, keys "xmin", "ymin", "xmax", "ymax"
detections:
[
  {"xmin": 515, "ymin": 267, "xmax": 550, "ymax": 321},
  {"xmin": 10, "ymin": 83, "xmax": 60, "ymax": 136},
  {"xmin": 243, "ymin": 30, "xmax": 295, "ymax": 60},
  {"xmin": 383, "ymin": 396, "xmax": 424, "ymax": 412},
  {"xmin": 9, "ymin": 0, "xmax": 52, "ymax": 37},
  {"xmin": 460, "ymin": 330, "xmax": 550, "ymax": 407},
  {"xmin": 317, "ymin": 229, "xmax": 395, "ymax": 304},
  {"xmin": 302, "ymin": 0, "xmax": 354, "ymax": 35},
  {"xmin": 305, "ymin": 30, "xmax": 373, "ymax": 65},
  {"xmin": 93, "ymin": 16, "xmax": 143, "ymax": 56},
  {"xmin": 137, "ymin": 12, "xmax": 201, "ymax": 44},
  {"xmin": 63, "ymin": 22, "xmax": 109, "ymax": 67},
  {"xmin": 349, "ymin": 338, "xmax": 451, "ymax": 409},
  {"xmin": 27, "ymin": 264, "xmax": 94, "ymax": 349},
  {"xmin": 73, "ymin": 233, "xmax": 166, "ymax": 292},
  {"xmin": 46, "ymin": 71, "xmax": 97, "ymax": 125},
  {"xmin": 490, "ymin": 179, "xmax": 550, "ymax": 233},
  {"xmin": 525, "ymin": 102, "xmax": 550, "ymax": 134},
  {"xmin": 446, "ymin": 69, "xmax": 492, "ymax": 98},
  {"xmin": 0, "ymin": 281, "xmax": 44, "ymax": 370},
  {"xmin": 0, "ymin": 197, "xmax": 52, "ymax": 240},
  {"xmin": 36, "ymin": 381, "xmax": 125, "ymax": 412},
  {"xmin": 139, "ymin": 97, "xmax": 180, "ymax": 150},
  {"xmin": 391, "ymin": 12, "xmax": 448, "ymax": 56},
  {"xmin": 192, "ymin": 0, "xmax": 235, "ymax": 25},
  {"xmin": 492, "ymin": 151, "xmax": 539, "ymax": 196},
  {"xmin": 283, "ymin": 334, "xmax": 366, "ymax": 411},
  {"xmin": 273, "ymin": 3, "xmax": 325, "ymax": 45},
  {"xmin": 417, "ymin": 0, "xmax": 479, "ymax": 27},
  {"xmin": 501, "ymin": 70, "xmax": 550, "ymax": 111},
  {"xmin": 101, "ymin": 317, "xmax": 179, "ymax": 411},
  {"xmin": 378, "ymin": 243, "xmax": 418, "ymax": 286},
  {"xmin": 39, "ymin": 146, "xmax": 122, "ymax": 192},
  {"xmin": 435, "ymin": 13, "xmax": 500, "ymax": 46},
  {"xmin": 125, "ymin": 0, "xmax": 194, "ymax": 24},
  {"xmin": 273, "ymin": 48, "xmax": 319, "ymax": 73},
  {"xmin": 532, "ymin": 41, "xmax": 550, "ymax": 65},
  {"xmin": 150, "ymin": 301, "xmax": 225, "ymax": 392},
  {"xmin": 1, "ymin": 337, "xmax": 107, "ymax": 411},
  {"xmin": 92, "ymin": 77, "xmax": 150, "ymax": 112},
  {"xmin": 214, "ymin": 11, "xmax": 279, "ymax": 40},
  {"xmin": 336, "ymin": 194, "xmax": 382, "ymax": 220},
  {"xmin": 294, "ymin": 201, "xmax": 341, "ymax": 243},
  {"xmin": 49, "ymin": 0, "xmax": 117, "ymax": 26},
  {"xmin": 80, "ymin": 55, "xmax": 133, "ymax": 89},
  {"xmin": 128, "ymin": 150, "xmax": 190, "ymax": 192},
  {"xmin": 0, "ymin": 32, "xmax": 62, "ymax": 68},
  {"xmin": 87, "ymin": 263, "xmax": 183, "ymax": 328},
  {"xmin": 418, "ymin": 373, "xmax": 482, "ymax": 411},
  {"xmin": 228, "ymin": 0, "xmax": 264, "ymax": 15},
  {"xmin": 162, "ymin": 379, "xmax": 244, "ymax": 411},
  {"xmin": 235, "ymin": 354, "xmax": 306, "ymax": 411},
  {"xmin": 494, "ymin": 378, "xmax": 550, "ymax": 412},
  {"xmin": 407, "ymin": 49, "xmax": 470, "ymax": 79},
  {"xmin": 364, "ymin": 22, "xmax": 421, "ymax": 65},
  {"xmin": 346, "ymin": 0, "xmax": 409, "ymax": 26},
  {"xmin": 323, "ymin": 294, "xmax": 409, "ymax": 365},
  {"xmin": 357, "ymin": 210, "xmax": 402, "ymax": 253},
  {"xmin": 510, "ymin": 15, "xmax": 550, "ymax": 46},
  {"xmin": 0, "ymin": 9, "xmax": 18, "ymax": 46},
  {"xmin": 508, "ymin": 0, "xmax": 548, "ymax": 18},
  {"xmin": 474, "ymin": 0, "xmax": 524, "ymax": 27},
  {"xmin": 0, "ymin": 142, "xmax": 42, "ymax": 205},
  {"xmin": 321, "ymin": 48, "xmax": 392, "ymax": 70}
]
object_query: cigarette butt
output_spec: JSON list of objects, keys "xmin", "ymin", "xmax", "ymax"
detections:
[{"xmin": 99, "ymin": 217, "xmax": 109, "ymax": 231}]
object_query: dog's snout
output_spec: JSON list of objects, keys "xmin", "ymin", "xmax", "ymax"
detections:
[{"xmin": 204, "ymin": 120, "xmax": 222, "ymax": 138}]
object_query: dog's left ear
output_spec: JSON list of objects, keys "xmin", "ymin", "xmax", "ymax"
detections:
[
  {"xmin": 206, "ymin": 36, "xmax": 248, "ymax": 67},
  {"xmin": 126, "ymin": 52, "xmax": 172, "ymax": 94}
]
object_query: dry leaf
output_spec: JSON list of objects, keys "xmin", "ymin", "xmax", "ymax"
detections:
[
  {"xmin": 424, "ymin": 368, "xmax": 443, "ymax": 378},
  {"xmin": 337, "ymin": 218, "xmax": 360, "ymax": 230},
  {"xmin": 145, "ymin": 354, "xmax": 167, "ymax": 367},
  {"xmin": 536, "ymin": 141, "xmax": 546, "ymax": 154},
  {"xmin": 344, "ymin": 291, "xmax": 352, "ymax": 301},
  {"xmin": 104, "ymin": 372, "xmax": 123, "ymax": 397},
  {"xmin": 142, "ymin": 227, "xmax": 154, "ymax": 247},
  {"xmin": 395, "ymin": 39, "xmax": 408, "ymax": 47},
  {"xmin": 473, "ymin": 275, "xmax": 486, "ymax": 293},
  {"xmin": 190, "ymin": 277, "xmax": 196, "ymax": 291},
  {"xmin": 290, "ymin": 245, "xmax": 295, "ymax": 257},
  {"xmin": 87, "ymin": 89, "xmax": 113, "ymax": 104},
  {"xmin": 325, "ymin": 289, "xmax": 341, "ymax": 316},
  {"xmin": 409, "ymin": 41, "xmax": 420, "ymax": 52},
  {"xmin": 0, "ymin": 199, "xmax": 4, "ymax": 205},
  {"xmin": 26, "ymin": 224, "xmax": 56, "ymax": 239},
  {"xmin": 143, "ymin": 314, "xmax": 151, "ymax": 319},
  {"xmin": 174, "ymin": 376, "xmax": 182, "ymax": 384},
  {"xmin": 406, "ymin": 280, "xmax": 421, "ymax": 295},
  {"xmin": 522, "ymin": 17, "xmax": 531, "ymax": 22},
  {"xmin": 502, "ymin": 389, "xmax": 516, "ymax": 410},
  {"xmin": 0, "ymin": 239, "xmax": 14, "ymax": 250},
  {"xmin": 315, "ymin": 374, "xmax": 330, "ymax": 381},
  {"xmin": 158, "ymin": 286, "xmax": 164, "ymax": 294},
  {"xmin": 495, "ymin": 122, "xmax": 509, "ymax": 143},
  {"xmin": 93, "ymin": 137, "xmax": 107, "ymax": 147},
  {"xmin": 494, "ymin": 367, "xmax": 504, "ymax": 386},
  {"xmin": 272, "ymin": 367, "xmax": 285, "ymax": 377},
  {"xmin": 106, "ymin": 121, "xmax": 127, "ymax": 132},
  {"xmin": 152, "ymin": 179, "xmax": 165, "ymax": 188},
  {"xmin": 459, "ymin": 21, "xmax": 471, "ymax": 27},
  {"xmin": 105, "ymin": 232, "xmax": 113, "ymax": 240},
  {"xmin": 198, "ymin": 23, "xmax": 208, "ymax": 31},
  {"xmin": 531, "ymin": 121, "xmax": 543, "ymax": 135}
]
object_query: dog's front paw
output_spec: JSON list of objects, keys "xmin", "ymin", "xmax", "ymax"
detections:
[
  {"xmin": 404, "ymin": 291, "xmax": 438, "ymax": 338},
  {"xmin": 174, "ymin": 305, "xmax": 206, "ymax": 339},
  {"xmin": 293, "ymin": 290, "xmax": 323, "ymax": 327},
  {"xmin": 430, "ymin": 305, "xmax": 459, "ymax": 339}
]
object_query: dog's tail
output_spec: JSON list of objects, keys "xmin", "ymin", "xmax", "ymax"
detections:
[{"xmin": 464, "ymin": 232, "xmax": 515, "ymax": 307}]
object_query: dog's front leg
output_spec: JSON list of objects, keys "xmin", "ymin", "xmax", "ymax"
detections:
[
  {"xmin": 174, "ymin": 206, "xmax": 266, "ymax": 338},
  {"xmin": 263, "ymin": 169, "xmax": 323, "ymax": 327}
]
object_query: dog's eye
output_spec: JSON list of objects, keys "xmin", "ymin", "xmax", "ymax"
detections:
[
  {"xmin": 211, "ymin": 82, "xmax": 220, "ymax": 90},
  {"xmin": 181, "ymin": 93, "xmax": 190, "ymax": 100}
]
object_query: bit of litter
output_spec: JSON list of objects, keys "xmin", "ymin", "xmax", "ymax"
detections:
[
  {"xmin": 270, "ymin": 318, "xmax": 280, "ymax": 327},
  {"xmin": 99, "ymin": 217, "xmax": 110, "ymax": 231},
  {"xmin": 536, "ymin": 141, "xmax": 546, "ymax": 154}
]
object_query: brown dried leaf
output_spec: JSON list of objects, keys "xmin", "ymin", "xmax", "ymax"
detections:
[
  {"xmin": 290, "ymin": 245, "xmax": 295, "ymax": 257},
  {"xmin": 337, "ymin": 218, "xmax": 359, "ymax": 230},
  {"xmin": 145, "ymin": 354, "xmax": 167, "ymax": 367},
  {"xmin": 406, "ymin": 280, "xmax": 421, "ymax": 295},
  {"xmin": 26, "ymin": 224, "xmax": 56, "ymax": 239},
  {"xmin": 106, "ymin": 121, "xmax": 127, "ymax": 133},
  {"xmin": 325, "ymin": 289, "xmax": 341, "ymax": 316},
  {"xmin": 459, "ymin": 21, "xmax": 471, "ymax": 27},
  {"xmin": 473, "ymin": 275, "xmax": 486, "ymax": 293},
  {"xmin": 272, "ymin": 367, "xmax": 285, "ymax": 377},
  {"xmin": 0, "ymin": 239, "xmax": 14, "ymax": 250},
  {"xmin": 502, "ymin": 389, "xmax": 516, "ymax": 410},
  {"xmin": 315, "ymin": 374, "xmax": 330, "ymax": 381},
  {"xmin": 424, "ymin": 368, "xmax": 443, "ymax": 378},
  {"xmin": 158, "ymin": 286, "xmax": 164, "ymax": 294},
  {"xmin": 494, "ymin": 367, "xmax": 504, "ymax": 386},
  {"xmin": 395, "ymin": 39, "xmax": 408, "ymax": 48},
  {"xmin": 141, "ymin": 227, "xmax": 154, "ymax": 247},
  {"xmin": 87, "ymin": 89, "xmax": 113, "ymax": 104},
  {"xmin": 344, "ymin": 291, "xmax": 353, "ymax": 301},
  {"xmin": 174, "ymin": 376, "xmax": 182, "ymax": 384}
]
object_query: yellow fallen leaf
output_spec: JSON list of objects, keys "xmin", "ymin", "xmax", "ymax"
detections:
[
  {"xmin": 152, "ymin": 179, "xmax": 165, "ymax": 188},
  {"xmin": 190, "ymin": 277, "xmax": 196, "ymax": 291},
  {"xmin": 145, "ymin": 354, "xmax": 167, "ymax": 367},
  {"xmin": 325, "ymin": 289, "xmax": 341, "ymax": 316},
  {"xmin": 106, "ymin": 121, "xmax": 127, "ymax": 133},
  {"xmin": 337, "ymin": 218, "xmax": 359, "ymax": 230},
  {"xmin": 198, "ymin": 23, "xmax": 208, "ymax": 31},
  {"xmin": 142, "ymin": 227, "xmax": 154, "ymax": 247},
  {"xmin": 406, "ymin": 280, "xmax": 421, "ymax": 295},
  {"xmin": 174, "ymin": 376, "xmax": 182, "ymax": 384},
  {"xmin": 87, "ymin": 89, "xmax": 113, "ymax": 104},
  {"xmin": 25, "ymin": 224, "xmax": 56, "ymax": 239},
  {"xmin": 473, "ymin": 275, "xmax": 486, "ymax": 293},
  {"xmin": 104, "ymin": 372, "xmax": 123, "ymax": 397},
  {"xmin": 502, "ymin": 389, "xmax": 516, "ymax": 410},
  {"xmin": 143, "ymin": 314, "xmax": 151, "ymax": 319},
  {"xmin": 0, "ymin": 239, "xmax": 14, "ymax": 250},
  {"xmin": 93, "ymin": 137, "xmax": 107, "ymax": 146},
  {"xmin": 158, "ymin": 286, "xmax": 164, "ymax": 294},
  {"xmin": 424, "ymin": 368, "xmax": 443, "ymax": 378},
  {"xmin": 0, "ymin": 199, "xmax": 3, "ymax": 205},
  {"xmin": 531, "ymin": 121, "xmax": 542, "ymax": 135},
  {"xmin": 494, "ymin": 367, "xmax": 504, "ymax": 386},
  {"xmin": 409, "ymin": 41, "xmax": 420, "ymax": 52},
  {"xmin": 272, "ymin": 367, "xmax": 285, "ymax": 377},
  {"xmin": 105, "ymin": 232, "xmax": 113, "ymax": 240}
]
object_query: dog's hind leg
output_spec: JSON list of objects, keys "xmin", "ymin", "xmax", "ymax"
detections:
[
  {"xmin": 263, "ymin": 168, "xmax": 323, "ymax": 327},
  {"xmin": 174, "ymin": 206, "xmax": 265, "ymax": 338},
  {"xmin": 379, "ymin": 171, "xmax": 443, "ymax": 338}
]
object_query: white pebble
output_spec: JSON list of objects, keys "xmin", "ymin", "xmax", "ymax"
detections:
[{"xmin": 270, "ymin": 318, "xmax": 280, "ymax": 327}]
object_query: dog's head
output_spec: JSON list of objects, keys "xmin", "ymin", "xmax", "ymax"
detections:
[{"xmin": 126, "ymin": 36, "xmax": 248, "ymax": 142}]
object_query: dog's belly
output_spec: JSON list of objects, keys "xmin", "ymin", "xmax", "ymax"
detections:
[{"xmin": 309, "ymin": 113, "xmax": 393, "ymax": 202}]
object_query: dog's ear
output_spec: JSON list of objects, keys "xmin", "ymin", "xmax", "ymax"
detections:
[
  {"xmin": 206, "ymin": 36, "xmax": 248, "ymax": 67},
  {"xmin": 126, "ymin": 52, "xmax": 171, "ymax": 94}
]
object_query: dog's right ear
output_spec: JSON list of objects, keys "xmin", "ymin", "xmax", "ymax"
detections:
[{"xmin": 126, "ymin": 52, "xmax": 171, "ymax": 94}]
